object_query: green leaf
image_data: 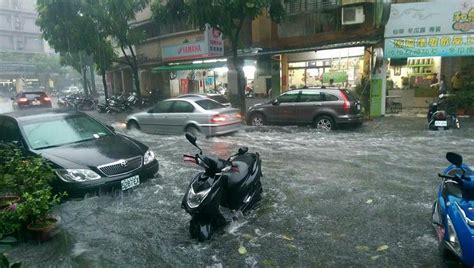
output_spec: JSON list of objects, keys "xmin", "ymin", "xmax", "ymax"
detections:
[
  {"xmin": 0, "ymin": 237, "xmax": 17, "ymax": 245},
  {"xmin": 238, "ymin": 246, "xmax": 247, "ymax": 255}
]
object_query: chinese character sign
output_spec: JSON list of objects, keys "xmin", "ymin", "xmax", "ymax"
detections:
[{"xmin": 385, "ymin": 34, "xmax": 474, "ymax": 58}]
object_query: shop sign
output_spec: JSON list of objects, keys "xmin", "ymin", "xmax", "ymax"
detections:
[
  {"xmin": 385, "ymin": 34, "xmax": 474, "ymax": 58},
  {"xmin": 162, "ymin": 25, "xmax": 224, "ymax": 62},
  {"xmin": 385, "ymin": 0, "xmax": 474, "ymax": 38}
]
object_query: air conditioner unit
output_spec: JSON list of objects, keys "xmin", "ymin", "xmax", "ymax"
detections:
[{"xmin": 342, "ymin": 6, "xmax": 365, "ymax": 25}]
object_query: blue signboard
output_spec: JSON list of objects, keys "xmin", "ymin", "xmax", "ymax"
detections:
[{"xmin": 385, "ymin": 34, "xmax": 474, "ymax": 58}]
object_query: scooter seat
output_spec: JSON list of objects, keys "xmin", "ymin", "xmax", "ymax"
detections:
[
  {"xmin": 225, "ymin": 154, "xmax": 256, "ymax": 189},
  {"xmin": 226, "ymin": 161, "xmax": 249, "ymax": 189}
]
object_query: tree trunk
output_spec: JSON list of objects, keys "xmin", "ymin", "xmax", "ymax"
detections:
[
  {"xmin": 89, "ymin": 64, "xmax": 97, "ymax": 96},
  {"xmin": 127, "ymin": 44, "xmax": 143, "ymax": 108},
  {"xmin": 231, "ymin": 42, "xmax": 246, "ymax": 116},
  {"xmin": 81, "ymin": 66, "xmax": 89, "ymax": 96},
  {"xmin": 101, "ymin": 69, "xmax": 109, "ymax": 105}
]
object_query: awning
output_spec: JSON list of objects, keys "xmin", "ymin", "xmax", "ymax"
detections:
[{"xmin": 152, "ymin": 62, "xmax": 226, "ymax": 73}]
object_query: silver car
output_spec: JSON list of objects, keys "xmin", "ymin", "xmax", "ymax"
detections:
[{"xmin": 126, "ymin": 97, "xmax": 242, "ymax": 136}]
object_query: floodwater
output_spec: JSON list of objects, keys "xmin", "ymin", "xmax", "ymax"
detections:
[{"xmin": 5, "ymin": 107, "xmax": 474, "ymax": 267}]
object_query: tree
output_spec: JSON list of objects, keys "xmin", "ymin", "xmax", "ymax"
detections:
[
  {"xmin": 36, "ymin": 0, "xmax": 102, "ymax": 96},
  {"xmin": 152, "ymin": 0, "xmax": 289, "ymax": 114},
  {"xmin": 103, "ymin": 0, "xmax": 149, "ymax": 106},
  {"xmin": 37, "ymin": 0, "xmax": 149, "ymax": 106}
]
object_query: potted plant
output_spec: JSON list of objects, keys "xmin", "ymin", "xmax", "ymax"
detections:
[
  {"xmin": 0, "ymin": 144, "xmax": 66, "ymax": 241},
  {"xmin": 17, "ymin": 190, "xmax": 63, "ymax": 242},
  {"xmin": 0, "ymin": 145, "xmax": 21, "ymax": 212}
]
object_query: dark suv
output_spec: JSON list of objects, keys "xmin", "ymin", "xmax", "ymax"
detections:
[{"xmin": 246, "ymin": 87, "xmax": 363, "ymax": 130}]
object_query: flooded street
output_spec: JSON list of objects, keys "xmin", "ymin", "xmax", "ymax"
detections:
[{"xmin": 6, "ymin": 108, "xmax": 474, "ymax": 267}]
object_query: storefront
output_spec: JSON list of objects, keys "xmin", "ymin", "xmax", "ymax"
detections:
[
  {"xmin": 287, "ymin": 47, "xmax": 366, "ymax": 89},
  {"xmin": 384, "ymin": 0, "xmax": 474, "ymax": 109},
  {"xmin": 152, "ymin": 25, "xmax": 256, "ymax": 97}
]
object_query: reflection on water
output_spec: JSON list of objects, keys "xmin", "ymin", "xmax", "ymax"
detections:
[{"xmin": 7, "ymin": 116, "xmax": 474, "ymax": 267}]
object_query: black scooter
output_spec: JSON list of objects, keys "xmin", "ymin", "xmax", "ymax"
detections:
[
  {"xmin": 427, "ymin": 93, "xmax": 460, "ymax": 130},
  {"xmin": 182, "ymin": 133, "xmax": 263, "ymax": 242}
]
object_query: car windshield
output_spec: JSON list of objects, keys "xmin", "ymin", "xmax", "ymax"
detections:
[
  {"xmin": 21, "ymin": 115, "xmax": 112, "ymax": 150},
  {"xmin": 195, "ymin": 99, "xmax": 225, "ymax": 110}
]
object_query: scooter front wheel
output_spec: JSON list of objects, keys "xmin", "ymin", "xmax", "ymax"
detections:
[{"xmin": 189, "ymin": 219, "xmax": 212, "ymax": 242}]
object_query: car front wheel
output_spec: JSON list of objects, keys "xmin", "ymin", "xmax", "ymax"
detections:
[
  {"xmin": 314, "ymin": 116, "xmax": 335, "ymax": 131},
  {"xmin": 249, "ymin": 113, "xmax": 266, "ymax": 126}
]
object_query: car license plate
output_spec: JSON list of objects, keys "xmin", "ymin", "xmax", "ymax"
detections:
[
  {"xmin": 435, "ymin": 120, "xmax": 447, "ymax": 127},
  {"xmin": 32, "ymin": 100, "xmax": 41, "ymax": 105},
  {"xmin": 121, "ymin": 175, "xmax": 140, "ymax": 191}
]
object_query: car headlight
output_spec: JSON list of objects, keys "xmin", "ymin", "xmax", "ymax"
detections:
[
  {"xmin": 56, "ymin": 169, "xmax": 101, "ymax": 182},
  {"xmin": 144, "ymin": 150, "xmax": 155, "ymax": 165},
  {"xmin": 447, "ymin": 215, "xmax": 462, "ymax": 257},
  {"xmin": 187, "ymin": 186, "xmax": 212, "ymax": 209}
]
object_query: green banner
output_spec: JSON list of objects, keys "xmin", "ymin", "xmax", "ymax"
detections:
[{"xmin": 370, "ymin": 78, "xmax": 383, "ymax": 117}]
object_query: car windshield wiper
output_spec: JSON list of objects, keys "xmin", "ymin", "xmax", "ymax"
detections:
[
  {"xmin": 35, "ymin": 144, "xmax": 62, "ymax": 150},
  {"xmin": 35, "ymin": 137, "xmax": 98, "ymax": 150}
]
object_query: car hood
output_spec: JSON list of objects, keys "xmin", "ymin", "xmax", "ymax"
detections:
[{"xmin": 37, "ymin": 134, "xmax": 146, "ymax": 169}]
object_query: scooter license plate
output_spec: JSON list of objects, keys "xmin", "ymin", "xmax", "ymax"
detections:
[
  {"xmin": 121, "ymin": 175, "xmax": 140, "ymax": 191},
  {"xmin": 435, "ymin": 121, "xmax": 447, "ymax": 127}
]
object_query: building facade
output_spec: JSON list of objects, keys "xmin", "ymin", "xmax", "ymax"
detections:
[
  {"xmin": 0, "ymin": 0, "xmax": 49, "ymax": 93},
  {"xmin": 385, "ymin": 0, "xmax": 474, "ymax": 112},
  {"xmin": 108, "ymin": 0, "xmax": 389, "ymax": 115}
]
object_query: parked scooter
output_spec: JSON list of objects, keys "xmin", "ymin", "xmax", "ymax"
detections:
[
  {"xmin": 427, "ymin": 94, "xmax": 460, "ymax": 130},
  {"xmin": 432, "ymin": 152, "xmax": 474, "ymax": 266},
  {"xmin": 182, "ymin": 133, "xmax": 263, "ymax": 241}
]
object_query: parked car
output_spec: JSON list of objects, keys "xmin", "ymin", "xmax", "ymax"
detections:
[
  {"xmin": 126, "ymin": 97, "xmax": 242, "ymax": 136},
  {"xmin": 177, "ymin": 93, "xmax": 231, "ymax": 107},
  {"xmin": 0, "ymin": 110, "xmax": 159, "ymax": 196},
  {"xmin": 11, "ymin": 91, "xmax": 52, "ymax": 110},
  {"xmin": 246, "ymin": 87, "xmax": 363, "ymax": 130}
]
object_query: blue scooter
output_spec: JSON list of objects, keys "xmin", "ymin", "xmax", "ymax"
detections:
[{"xmin": 432, "ymin": 152, "xmax": 474, "ymax": 266}]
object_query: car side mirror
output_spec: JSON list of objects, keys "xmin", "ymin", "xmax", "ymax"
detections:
[
  {"xmin": 272, "ymin": 99, "xmax": 279, "ymax": 106},
  {"xmin": 446, "ymin": 152, "xmax": 463, "ymax": 168},
  {"xmin": 106, "ymin": 125, "xmax": 115, "ymax": 132},
  {"xmin": 10, "ymin": 97, "xmax": 15, "ymax": 101}
]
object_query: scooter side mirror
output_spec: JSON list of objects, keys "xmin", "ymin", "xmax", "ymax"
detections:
[
  {"xmin": 446, "ymin": 152, "xmax": 463, "ymax": 167},
  {"xmin": 185, "ymin": 132, "xmax": 202, "ymax": 154},
  {"xmin": 186, "ymin": 133, "xmax": 197, "ymax": 146},
  {"xmin": 238, "ymin": 147, "xmax": 248, "ymax": 155}
]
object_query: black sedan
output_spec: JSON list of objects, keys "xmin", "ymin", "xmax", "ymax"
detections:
[{"xmin": 0, "ymin": 109, "xmax": 159, "ymax": 196}]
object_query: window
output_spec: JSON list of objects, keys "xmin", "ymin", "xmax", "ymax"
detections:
[
  {"xmin": 300, "ymin": 91, "xmax": 322, "ymax": 102},
  {"xmin": 171, "ymin": 101, "xmax": 194, "ymax": 113},
  {"xmin": 195, "ymin": 99, "xmax": 225, "ymax": 110},
  {"xmin": 277, "ymin": 91, "xmax": 300, "ymax": 103},
  {"xmin": 0, "ymin": 119, "xmax": 21, "ymax": 144},
  {"xmin": 150, "ymin": 101, "xmax": 173, "ymax": 113},
  {"xmin": 322, "ymin": 92, "xmax": 339, "ymax": 101},
  {"xmin": 22, "ymin": 115, "xmax": 112, "ymax": 150}
]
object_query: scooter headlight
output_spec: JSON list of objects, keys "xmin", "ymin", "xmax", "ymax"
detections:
[
  {"xmin": 187, "ymin": 186, "xmax": 212, "ymax": 209},
  {"xmin": 447, "ymin": 215, "xmax": 462, "ymax": 257}
]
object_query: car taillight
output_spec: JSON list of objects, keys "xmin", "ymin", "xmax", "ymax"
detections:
[
  {"xmin": 211, "ymin": 114, "xmax": 227, "ymax": 123},
  {"xmin": 235, "ymin": 113, "xmax": 242, "ymax": 119},
  {"xmin": 339, "ymin": 90, "xmax": 350, "ymax": 113},
  {"xmin": 43, "ymin": 97, "xmax": 51, "ymax": 101},
  {"xmin": 19, "ymin": 97, "xmax": 28, "ymax": 103}
]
